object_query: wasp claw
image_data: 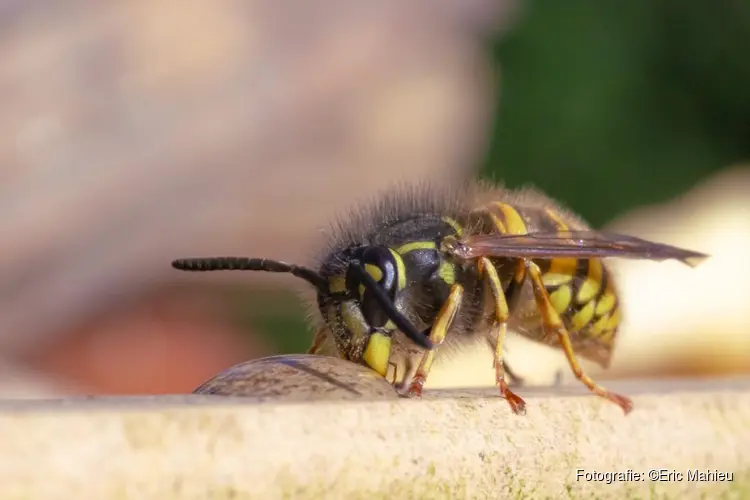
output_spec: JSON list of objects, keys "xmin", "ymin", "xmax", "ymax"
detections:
[
  {"xmin": 499, "ymin": 381, "xmax": 527, "ymax": 415},
  {"xmin": 404, "ymin": 375, "xmax": 426, "ymax": 398},
  {"xmin": 609, "ymin": 393, "xmax": 634, "ymax": 415},
  {"xmin": 506, "ymin": 394, "xmax": 527, "ymax": 415}
]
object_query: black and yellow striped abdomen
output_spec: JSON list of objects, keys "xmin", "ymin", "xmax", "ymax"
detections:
[{"xmin": 467, "ymin": 201, "xmax": 621, "ymax": 367}]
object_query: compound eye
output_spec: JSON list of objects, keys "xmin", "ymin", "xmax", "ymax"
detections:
[
  {"xmin": 343, "ymin": 246, "xmax": 399, "ymax": 329},
  {"xmin": 361, "ymin": 246, "xmax": 397, "ymax": 294}
]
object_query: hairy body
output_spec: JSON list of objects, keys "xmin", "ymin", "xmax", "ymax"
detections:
[{"xmin": 173, "ymin": 179, "xmax": 707, "ymax": 414}]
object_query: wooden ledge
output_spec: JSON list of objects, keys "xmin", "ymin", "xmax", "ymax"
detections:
[{"xmin": 1, "ymin": 357, "xmax": 749, "ymax": 499}]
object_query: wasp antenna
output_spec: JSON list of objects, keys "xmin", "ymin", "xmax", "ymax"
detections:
[
  {"xmin": 171, "ymin": 257, "xmax": 328, "ymax": 292},
  {"xmin": 349, "ymin": 263, "xmax": 434, "ymax": 350}
]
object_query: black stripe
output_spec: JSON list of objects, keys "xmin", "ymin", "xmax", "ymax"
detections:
[
  {"xmin": 572, "ymin": 259, "xmax": 590, "ymax": 305},
  {"xmin": 592, "ymin": 260, "xmax": 609, "ymax": 313},
  {"xmin": 535, "ymin": 209, "xmax": 563, "ymax": 233}
]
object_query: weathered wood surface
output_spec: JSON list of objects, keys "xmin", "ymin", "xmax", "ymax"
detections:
[{"xmin": 0, "ymin": 355, "xmax": 748, "ymax": 499}]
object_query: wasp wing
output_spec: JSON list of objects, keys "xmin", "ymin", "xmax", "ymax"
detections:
[{"xmin": 449, "ymin": 231, "xmax": 708, "ymax": 267}]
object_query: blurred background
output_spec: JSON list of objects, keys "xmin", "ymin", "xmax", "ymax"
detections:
[{"xmin": 2, "ymin": 0, "xmax": 748, "ymax": 397}]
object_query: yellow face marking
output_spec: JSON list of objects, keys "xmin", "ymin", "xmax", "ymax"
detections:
[
  {"xmin": 328, "ymin": 276, "xmax": 346, "ymax": 294},
  {"xmin": 362, "ymin": 332, "xmax": 392, "ymax": 376},
  {"xmin": 438, "ymin": 261, "xmax": 455, "ymax": 285},
  {"xmin": 543, "ymin": 258, "xmax": 578, "ymax": 286},
  {"xmin": 396, "ymin": 241, "xmax": 436, "ymax": 255},
  {"xmin": 388, "ymin": 248, "xmax": 407, "ymax": 290},
  {"xmin": 595, "ymin": 289, "xmax": 616, "ymax": 316},
  {"xmin": 441, "ymin": 217, "xmax": 464, "ymax": 237},
  {"xmin": 544, "ymin": 208, "xmax": 570, "ymax": 231},
  {"xmin": 496, "ymin": 203, "xmax": 528, "ymax": 235},
  {"xmin": 357, "ymin": 264, "xmax": 384, "ymax": 298},
  {"xmin": 577, "ymin": 259, "xmax": 603, "ymax": 304},
  {"xmin": 571, "ymin": 299, "xmax": 596, "ymax": 331},
  {"xmin": 364, "ymin": 263, "xmax": 383, "ymax": 282},
  {"xmin": 549, "ymin": 285, "xmax": 572, "ymax": 313}
]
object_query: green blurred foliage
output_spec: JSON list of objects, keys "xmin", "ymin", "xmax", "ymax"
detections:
[
  {"xmin": 226, "ymin": 287, "xmax": 312, "ymax": 354},
  {"xmin": 482, "ymin": 0, "xmax": 750, "ymax": 226},
  {"xmin": 242, "ymin": 1, "xmax": 750, "ymax": 353}
]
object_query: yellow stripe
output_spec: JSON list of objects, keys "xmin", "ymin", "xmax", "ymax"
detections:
[
  {"xmin": 364, "ymin": 263, "xmax": 383, "ymax": 282},
  {"xmin": 360, "ymin": 263, "xmax": 383, "ymax": 297},
  {"xmin": 389, "ymin": 249, "xmax": 407, "ymax": 290},
  {"xmin": 589, "ymin": 313, "xmax": 610, "ymax": 336},
  {"xmin": 571, "ymin": 299, "xmax": 595, "ymax": 331},
  {"xmin": 438, "ymin": 261, "xmax": 455, "ymax": 285},
  {"xmin": 604, "ymin": 307, "xmax": 621, "ymax": 331},
  {"xmin": 396, "ymin": 241, "xmax": 436, "ymax": 255},
  {"xmin": 549, "ymin": 285, "xmax": 572, "ymax": 313},
  {"xmin": 577, "ymin": 259, "xmax": 602, "ymax": 304},
  {"xmin": 545, "ymin": 208, "xmax": 570, "ymax": 231},
  {"xmin": 495, "ymin": 203, "xmax": 528, "ymax": 235},
  {"xmin": 489, "ymin": 212, "xmax": 507, "ymax": 233},
  {"xmin": 595, "ymin": 288, "xmax": 616, "ymax": 316},
  {"xmin": 441, "ymin": 217, "xmax": 464, "ymax": 237},
  {"xmin": 542, "ymin": 258, "xmax": 577, "ymax": 286}
]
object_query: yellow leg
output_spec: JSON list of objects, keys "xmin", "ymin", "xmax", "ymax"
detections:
[
  {"xmin": 405, "ymin": 284, "xmax": 464, "ymax": 397},
  {"xmin": 479, "ymin": 257, "xmax": 527, "ymax": 415},
  {"xmin": 307, "ymin": 326, "xmax": 331, "ymax": 355},
  {"xmin": 526, "ymin": 261, "xmax": 633, "ymax": 414},
  {"xmin": 502, "ymin": 260, "xmax": 527, "ymax": 387}
]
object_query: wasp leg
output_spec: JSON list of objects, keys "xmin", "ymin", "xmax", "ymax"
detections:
[
  {"xmin": 525, "ymin": 261, "xmax": 633, "ymax": 415},
  {"xmin": 386, "ymin": 361, "xmax": 399, "ymax": 385},
  {"xmin": 306, "ymin": 326, "xmax": 328, "ymax": 354},
  {"xmin": 393, "ymin": 356, "xmax": 416, "ymax": 392},
  {"xmin": 479, "ymin": 257, "xmax": 527, "ymax": 415},
  {"xmin": 307, "ymin": 326, "xmax": 347, "ymax": 358},
  {"xmin": 404, "ymin": 283, "xmax": 464, "ymax": 398}
]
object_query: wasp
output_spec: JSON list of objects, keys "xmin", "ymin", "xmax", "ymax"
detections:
[{"xmin": 172, "ymin": 180, "xmax": 708, "ymax": 415}]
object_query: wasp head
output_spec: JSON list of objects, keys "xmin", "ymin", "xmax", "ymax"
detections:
[{"xmin": 317, "ymin": 244, "xmax": 432, "ymax": 377}]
